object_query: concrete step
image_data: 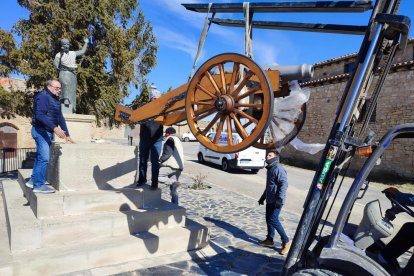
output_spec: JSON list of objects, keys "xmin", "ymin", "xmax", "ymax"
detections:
[
  {"xmin": 18, "ymin": 169, "xmax": 162, "ymax": 218},
  {"xmin": 48, "ymin": 143, "xmax": 138, "ymax": 191},
  {"xmin": 3, "ymin": 179, "xmax": 186, "ymax": 252},
  {"xmin": 2, "ymin": 218, "xmax": 209, "ymax": 276}
]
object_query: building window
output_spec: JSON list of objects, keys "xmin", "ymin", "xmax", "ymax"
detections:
[
  {"xmin": 358, "ymin": 98, "xmax": 376, "ymax": 123},
  {"xmin": 344, "ymin": 62, "xmax": 356, "ymax": 74}
]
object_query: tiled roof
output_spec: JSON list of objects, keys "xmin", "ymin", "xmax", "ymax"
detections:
[
  {"xmin": 301, "ymin": 59, "xmax": 414, "ymax": 87},
  {"xmin": 313, "ymin": 37, "xmax": 414, "ymax": 67}
]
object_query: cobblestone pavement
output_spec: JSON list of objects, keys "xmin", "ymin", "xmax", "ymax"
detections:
[{"xmin": 119, "ymin": 173, "xmax": 301, "ymax": 275}]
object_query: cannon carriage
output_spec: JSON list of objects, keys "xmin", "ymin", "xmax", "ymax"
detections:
[{"xmin": 115, "ymin": 53, "xmax": 312, "ymax": 153}]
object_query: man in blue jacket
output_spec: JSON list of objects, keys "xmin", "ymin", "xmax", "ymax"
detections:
[
  {"xmin": 26, "ymin": 80, "xmax": 74, "ymax": 193},
  {"xmin": 258, "ymin": 148, "xmax": 291, "ymax": 255}
]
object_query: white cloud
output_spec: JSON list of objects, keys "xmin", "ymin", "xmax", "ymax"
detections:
[{"xmin": 155, "ymin": 26, "xmax": 203, "ymax": 59}]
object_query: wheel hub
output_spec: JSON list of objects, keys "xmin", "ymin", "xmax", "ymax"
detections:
[{"xmin": 214, "ymin": 95, "xmax": 234, "ymax": 112}]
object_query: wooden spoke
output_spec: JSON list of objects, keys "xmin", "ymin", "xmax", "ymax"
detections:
[
  {"xmin": 230, "ymin": 70, "xmax": 254, "ymax": 97},
  {"xmin": 205, "ymin": 71, "xmax": 221, "ymax": 97},
  {"xmin": 230, "ymin": 113, "xmax": 248, "ymax": 139},
  {"xmin": 191, "ymin": 99, "xmax": 215, "ymax": 106},
  {"xmin": 254, "ymin": 103, "xmax": 307, "ymax": 150},
  {"xmin": 202, "ymin": 113, "xmax": 221, "ymax": 136},
  {"xmin": 213, "ymin": 115, "xmax": 226, "ymax": 144},
  {"xmin": 196, "ymin": 83, "xmax": 217, "ymax": 99},
  {"xmin": 243, "ymin": 120, "xmax": 254, "ymax": 129},
  {"xmin": 228, "ymin": 62, "xmax": 240, "ymax": 95},
  {"xmin": 233, "ymin": 108, "xmax": 259, "ymax": 124},
  {"xmin": 194, "ymin": 108, "xmax": 216, "ymax": 122},
  {"xmin": 234, "ymin": 103, "xmax": 263, "ymax": 109},
  {"xmin": 226, "ymin": 116, "xmax": 233, "ymax": 146},
  {"xmin": 218, "ymin": 64, "xmax": 226, "ymax": 95},
  {"xmin": 235, "ymin": 86, "xmax": 261, "ymax": 101},
  {"xmin": 259, "ymin": 136, "xmax": 264, "ymax": 144}
]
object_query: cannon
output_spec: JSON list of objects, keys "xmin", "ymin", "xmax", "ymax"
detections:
[{"xmin": 115, "ymin": 53, "xmax": 313, "ymax": 153}]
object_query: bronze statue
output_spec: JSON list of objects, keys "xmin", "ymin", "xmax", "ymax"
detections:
[{"xmin": 53, "ymin": 38, "xmax": 88, "ymax": 113}]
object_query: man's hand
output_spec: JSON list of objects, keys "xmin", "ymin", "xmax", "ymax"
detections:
[
  {"xmin": 258, "ymin": 198, "xmax": 265, "ymax": 205},
  {"xmin": 65, "ymin": 136, "xmax": 75, "ymax": 144},
  {"xmin": 53, "ymin": 127, "xmax": 66, "ymax": 139},
  {"xmin": 83, "ymin": 37, "xmax": 89, "ymax": 44},
  {"xmin": 275, "ymin": 197, "xmax": 283, "ymax": 209},
  {"xmin": 382, "ymin": 187, "xmax": 400, "ymax": 198}
]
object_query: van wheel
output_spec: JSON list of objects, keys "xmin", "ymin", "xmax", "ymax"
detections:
[
  {"xmin": 222, "ymin": 159, "xmax": 230, "ymax": 172},
  {"xmin": 198, "ymin": 152, "xmax": 205, "ymax": 164},
  {"xmin": 251, "ymin": 169, "xmax": 259, "ymax": 174},
  {"xmin": 184, "ymin": 137, "xmax": 190, "ymax": 142}
]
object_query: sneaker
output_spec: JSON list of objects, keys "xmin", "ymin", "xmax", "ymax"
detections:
[
  {"xmin": 258, "ymin": 239, "xmax": 274, "ymax": 248},
  {"xmin": 25, "ymin": 179, "xmax": 34, "ymax": 189},
  {"xmin": 280, "ymin": 240, "xmax": 292, "ymax": 255},
  {"xmin": 33, "ymin": 185, "xmax": 55, "ymax": 194}
]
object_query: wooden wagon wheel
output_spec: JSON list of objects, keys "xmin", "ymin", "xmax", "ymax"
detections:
[
  {"xmin": 186, "ymin": 53, "xmax": 274, "ymax": 153},
  {"xmin": 254, "ymin": 103, "xmax": 307, "ymax": 149}
]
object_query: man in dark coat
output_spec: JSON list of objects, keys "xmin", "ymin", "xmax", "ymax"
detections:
[
  {"xmin": 258, "ymin": 148, "xmax": 291, "ymax": 255},
  {"xmin": 136, "ymin": 85, "xmax": 163, "ymax": 190}
]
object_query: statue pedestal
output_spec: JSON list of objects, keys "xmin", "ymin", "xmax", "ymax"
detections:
[{"xmin": 56, "ymin": 114, "xmax": 95, "ymax": 143}]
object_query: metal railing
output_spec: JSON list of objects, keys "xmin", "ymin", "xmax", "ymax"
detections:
[{"xmin": 0, "ymin": 148, "xmax": 36, "ymax": 174}]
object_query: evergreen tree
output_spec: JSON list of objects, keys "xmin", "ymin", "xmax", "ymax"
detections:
[{"xmin": 1, "ymin": 0, "xmax": 157, "ymax": 125}]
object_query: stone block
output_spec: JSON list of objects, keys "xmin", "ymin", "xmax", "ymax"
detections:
[{"xmin": 48, "ymin": 143, "xmax": 137, "ymax": 191}]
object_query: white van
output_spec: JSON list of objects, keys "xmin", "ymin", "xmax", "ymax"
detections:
[
  {"xmin": 197, "ymin": 132, "xmax": 266, "ymax": 173},
  {"xmin": 181, "ymin": 131, "xmax": 197, "ymax": 142}
]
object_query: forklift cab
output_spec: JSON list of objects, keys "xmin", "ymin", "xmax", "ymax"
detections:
[{"xmin": 296, "ymin": 124, "xmax": 414, "ymax": 275}]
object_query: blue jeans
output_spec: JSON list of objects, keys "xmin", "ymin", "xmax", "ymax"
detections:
[
  {"xmin": 138, "ymin": 139, "xmax": 162, "ymax": 186},
  {"xmin": 266, "ymin": 203, "xmax": 289, "ymax": 244},
  {"xmin": 31, "ymin": 127, "xmax": 53, "ymax": 188}
]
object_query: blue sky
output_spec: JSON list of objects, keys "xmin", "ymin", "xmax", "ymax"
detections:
[{"xmin": 1, "ymin": 0, "xmax": 413, "ymax": 103}]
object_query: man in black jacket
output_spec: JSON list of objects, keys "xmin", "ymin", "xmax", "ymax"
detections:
[
  {"xmin": 258, "ymin": 148, "xmax": 291, "ymax": 255},
  {"xmin": 136, "ymin": 85, "xmax": 163, "ymax": 190}
]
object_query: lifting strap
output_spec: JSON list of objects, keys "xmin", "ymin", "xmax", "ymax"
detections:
[
  {"xmin": 188, "ymin": 3, "xmax": 216, "ymax": 81},
  {"xmin": 243, "ymin": 2, "xmax": 253, "ymax": 59}
]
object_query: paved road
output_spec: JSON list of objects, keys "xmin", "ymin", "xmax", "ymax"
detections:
[{"xmin": 180, "ymin": 142, "xmax": 411, "ymax": 230}]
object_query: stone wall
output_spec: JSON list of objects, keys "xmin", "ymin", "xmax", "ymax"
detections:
[{"xmin": 284, "ymin": 68, "xmax": 414, "ymax": 182}]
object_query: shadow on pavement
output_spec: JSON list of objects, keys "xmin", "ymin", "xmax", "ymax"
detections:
[{"xmin": 204, "ymin": 216, "xmax": 260, "ymax": 245}]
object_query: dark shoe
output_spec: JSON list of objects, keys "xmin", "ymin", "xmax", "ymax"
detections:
[
  {"xmin": 136, "ymin": 182, "xmax": 145, "ymax": 187},
  {"xmin": 150, "ymin": 185, "xmax": 158, "ymax": 190},
  {"xmin": 280, "ymin": 240, "xmax": 292, "ymax": 255},
  {"xmin": 33, "ymin": 185, "xmax": 55, "ymax": 194},
  {"xmin": 258, "ymin": 239, "xmax": 274, "ymax": 248}
]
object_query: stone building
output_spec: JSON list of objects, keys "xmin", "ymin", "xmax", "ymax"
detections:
[{"xmin": 283, "ymin": 38, "xmax": 414, "ymax": 182}]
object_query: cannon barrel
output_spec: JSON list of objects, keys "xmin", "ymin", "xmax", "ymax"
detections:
[{"xmin": 265, "ymin": 64, "xmax": 314, "ymax": 81}]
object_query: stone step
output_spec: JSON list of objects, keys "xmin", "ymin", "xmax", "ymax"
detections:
[
  {"xmin": 18, "ymin": 169, "xmax": 161, "ymax": 218},
  {"xmin": 48, "ymin": 143, "xmax": 138, "ymax": 191},
  {"xmin": 3, "ymin": 179, "xmax": 186, "ymax": 252},
  {"xmin": 2, "ymin": 219, "xmax": 209, "ymax": 276}
]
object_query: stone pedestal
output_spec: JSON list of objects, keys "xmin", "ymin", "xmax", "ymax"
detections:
[
  {"xmin": 56, "ymin": 113, "xmax": 95, "ymax": 143},
  {"xmin": 0, "ymin": 142, "xmax": 209, "ymax": 275}
]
